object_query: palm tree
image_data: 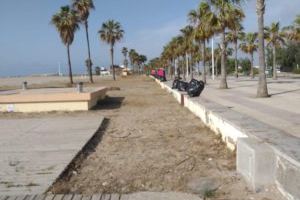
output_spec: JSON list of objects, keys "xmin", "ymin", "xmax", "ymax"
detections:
[
  {"xmin": 207, "ymin": 0, "xmax": 244, "ymax": 89},
  {"xmin": 191, "ymin": 50, "xmax": 201, "ymax": 75},
  {"xmin": 138, "ymin": 55, "xmax": 147, "ymax": 73},
  {"xmin": 161, "ymin": 44, "xmax": 173, "ymax": 77},
  {"xmin": 256, "ymin": 0, "xmax": 269, "ymax": 97},
  {"xmin": 265, "ymin": 22, "xmax": 285, "ymax": 80},
  {"xmin": 129, "ymin": 49, "xmax": 135, "ymax": 71},
  {"xmin": 180, "ymin": 25, "xmax": 194, "ymax": 80},
  {"xmin": 129, "ymin": 49, "xmax": 139, "ymax": 73},
  {"xmin": 162, "ymin": 37, "xmax": 183, "ymax": 78},
  {"xmin": 226, "ymin": 23, "xmax": 245, "ymax": 78},
  {"xmin": 285, "ymin": 15, "xmax": 300, "ymax": 42},
  {"xmin": 51, "ymin": 6, "xmax": 79, "ymax": 84},
  {"xmin": 122, "ymin": 47, "xmax": 128, "ymax": 69},
  {"xmin": 292, "ymin": 15, "xmax": 300, "ymax": 42},
  {"xmin": 189, "ymin": 42, "xmax": 200, "ymax": 79},
  {"xmin": 72, "ymin": 0, "xmax": 94, "ymax": 83},
  {"xmin": 174, "ymin": 36, "xmax": 185, "ymax": 79},
  {"xmin": 169, "ymin": 37, "xmax": 180, "ymax": 77},
  {"xmin": 239, "ymin": 32, "xmax": 258, "ymax": 78},
  {"xmin": 188, "ymin": 2, "xmax": 215, "ymax": 84},
  {"xmin": 214, "ymin": 46, "xmax": 221, "ymax": 76},
  {"xmin": 98, "ymin": 20, "xmax": 124, "ymax": 81}
]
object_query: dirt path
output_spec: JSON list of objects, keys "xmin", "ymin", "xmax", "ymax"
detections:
[{"xmin": 0, "ymin": 76, "xmax": 283, "ymax": 199}]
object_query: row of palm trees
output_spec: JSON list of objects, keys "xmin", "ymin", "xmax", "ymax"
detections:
[
  {"xmin": 161, "ymin": 0, "xmax": 245, "ymax": 88},
  {"xmin": 121, "ymin": 48, "xmax": 147, "ymax": 74},
  {"xmin": 159, "ymin": 0, "xmax": 300, "ymax": 98},
  {"xmin": 51, "ymin": 0, "xmax": 124, "ymax": 83}
]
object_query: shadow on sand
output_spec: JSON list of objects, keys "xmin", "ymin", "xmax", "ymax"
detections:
[{"xmin": 93, "ymin": 96, "xmax": 125, "ymax": 110}]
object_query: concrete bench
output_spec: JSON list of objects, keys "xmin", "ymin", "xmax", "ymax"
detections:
[{"xmin": 0, "ymin": 87, "xmax": 107, "ymax": 113}]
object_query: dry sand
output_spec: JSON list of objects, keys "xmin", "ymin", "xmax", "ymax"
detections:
[{"xmin": 0, "ymin": 76, "xmax": 283, "ymax": 199}]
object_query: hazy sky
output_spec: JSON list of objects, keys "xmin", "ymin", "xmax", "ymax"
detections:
[{"xmin": 0, "ymin": 0, "xmax": 299, "ymax": 77}]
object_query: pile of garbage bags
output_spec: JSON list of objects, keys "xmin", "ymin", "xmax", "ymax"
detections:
[{"xmin": 172, "ymin": 78, "xmax": 205, "ymax": 97}]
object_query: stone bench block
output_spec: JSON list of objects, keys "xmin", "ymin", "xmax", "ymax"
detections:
[{"xmin": 237, "ymin": 138, "xmax": 276, "ymax": 191}]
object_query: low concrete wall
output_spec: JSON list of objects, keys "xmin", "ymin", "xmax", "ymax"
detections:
[
  {"xmin": 154, "ymin": 78, "xmax": 247, "ymax": 150},
  {"xmin": 152, "ymin": 77, "xmax": 300, "ymax": 200},
  {"xmin": 0, "ymin": 101, "xmax": 89, "ymax": 112},
  {"xmin": 0, "ymin": 87, "xmax": 107, "ymax": 112}
]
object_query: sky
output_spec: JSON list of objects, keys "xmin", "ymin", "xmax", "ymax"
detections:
[{"xmin": 0, "ymin": 0, "xmax": 299, "ymax": 77}]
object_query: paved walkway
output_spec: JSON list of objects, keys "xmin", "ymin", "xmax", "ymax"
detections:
[
  {"xmin": 0, "ymin": 192, "xmax": 202, "ymax": 200},
  {"xmin": 200, "ymin": 77, "xmax": 300, "ymax": 138},
  {"xmin": 0, "ymin": 116, "xmax": 104, "ymax": 195}
]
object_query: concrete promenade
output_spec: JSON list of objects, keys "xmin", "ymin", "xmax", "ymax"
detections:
[
  {"xmin": 202, "ymin": 77, "xmax": 300, "ymax": 138},
  {"xmin": 0, "ymin": 116, "xmax": 104, "ymax": 195}
]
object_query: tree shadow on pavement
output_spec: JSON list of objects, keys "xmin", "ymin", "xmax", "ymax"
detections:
[
  {"xmin": 268, "ymin": 81, "xmax": 296, "ymax": 84},
  {"xmin": 270, "ymin": 88, "xmax": 300, "ymax": 96}
]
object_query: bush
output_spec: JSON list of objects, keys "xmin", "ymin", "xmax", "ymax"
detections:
[
  {"xmin": 226, "ymin": 58, "xmax": 235, "ymax": 74},
  {"xmin": 293, "ymin": 68, "xmax": 300, "ymax": 74},
  {"xmin": 239, "ymin": 58, "xmax": 251, "ymax": 73}
]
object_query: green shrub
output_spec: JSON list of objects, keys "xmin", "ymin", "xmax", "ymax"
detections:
[{"xmin": 293, "ymin": 68, "xmax": 300, "ymax": 74}]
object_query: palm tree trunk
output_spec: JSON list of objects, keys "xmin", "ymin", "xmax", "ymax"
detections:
[
  {"xmin": 256, "ymin": 0, "xmax": 269, "ymax": 97},
  {"xmin": 174, "ymin": 58, "xmax": 177, "ymax": 77},
  {"xmin": 67, "ymin": 44, "xmax": 73, "ymax": 84},
  {"xmin": 172, "ymin": 58, "xmax": 176, "ymax": 79},
  {"xmin": 273, "ymin": 46, "xmax": 277, "ymax": 80},
  {"xmin": 191, "ymin": 55, "xmax": 193, "ymax": 79},
  {"xmin": 85, "ymin": 21, "xmax": 93, "ymax": 83},
  {"xmin": 186, "ymin": 53, "xmax": 189, "ymax": 79},
  {"xmin": 168, "ymin": 59, "xmax": 172, "ymax": 79},
  {"xmin": 176, "ymin": 59, "xmax": 181, "ymax": 78},
  {"xmin": 182, "ymin": 56, "xmax": 186, "ymax": 81},
  {"xmin": 110, "ymin": 46, "xmax": 115, "ymax": 81},
  {"xmin": 216, "ymin": 57, "xmax": 218, "ymax": 77},
  {"xmin": 234, "ymin": 40, "xmax": 238, "ymax": 79},
  {"xmin": 202, "ymin": 41, "xmax": 206, "ymax": 84},
  {"xmin": 220, "ymin": 30, "xmax": 228, "ymax": 89},
  {"xmin": 251, "ymin": 53, "xmax": 254, "ymax": 79},
  {"xmin": 138, "ymin": 64, "xmax": 140, "ymax": 75}
]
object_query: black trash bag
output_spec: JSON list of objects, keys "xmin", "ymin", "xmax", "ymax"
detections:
[
  {"xmin": 187, "ymin": 79, "xmax": 205, "ymax": 97},
  {"xmin": 172, "ymin": 79, "xmax": 179, "ymax": 89},
  {"xmin": 178, "ymin": 81, "xmax": 189, "ymax": 91},
  {"xmin": 172, "ymin": 77, "xmax": 182, "ymax": 89}
]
